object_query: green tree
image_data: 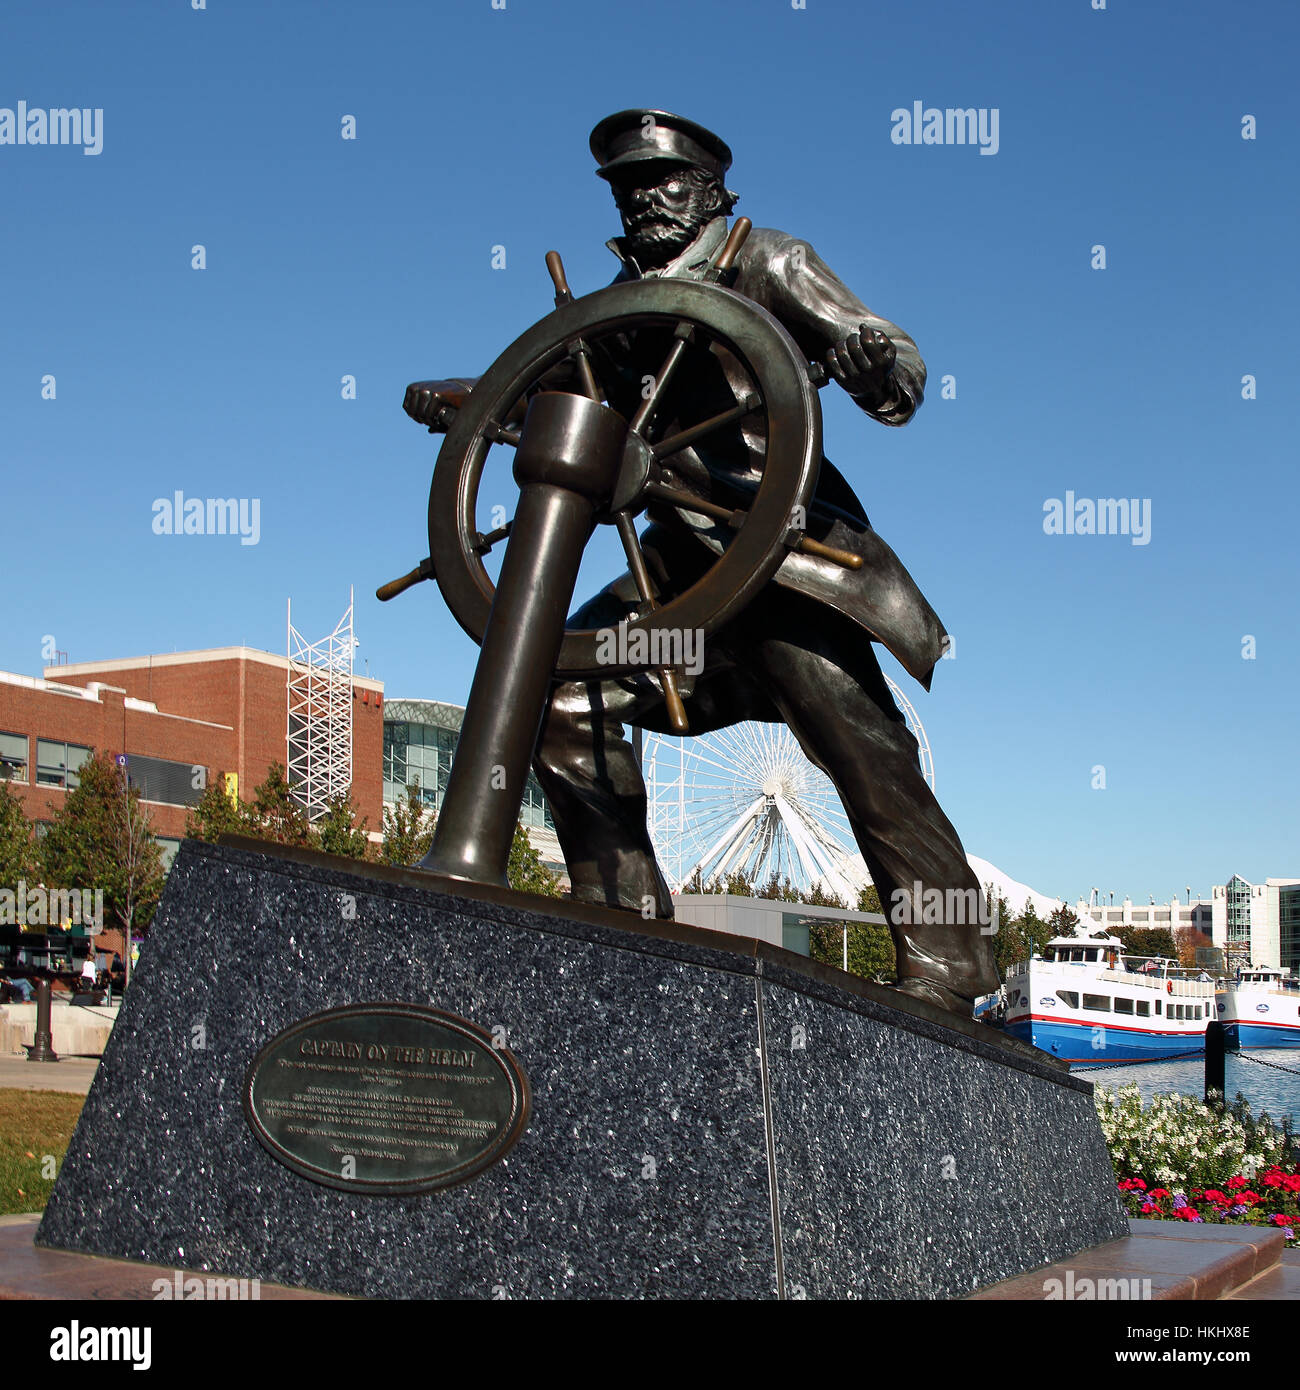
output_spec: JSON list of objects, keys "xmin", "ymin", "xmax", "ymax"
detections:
[
  {"xmin": 39, "ymin": 751, "xmax": 166, "ymax": 937},
  {"xmin": 380, "ymin": 782, "xmax": 436, "ymax": 867},
  {"xmin": 315, "ymin": 790, "xmax": 370, "ymax": 859},
  {"xmin": 1116, "ymin": 926, "xmax": 1179, "ymax": 962},
  {"xmin": 759, "ymin": 874, "xmax": 800, "ymax": 902},
  {"xmin": 1018, "ymin": 900, "xmax": 1053, "ymax": 958},
  {"xmin": 987, "ymin": 885, "xmax": 1026, "ymax": 979},
  {"xmin": 1174, "ymin": 926, "xmax": 1215, "ymax": 970},
  {"xmin": 185, "ymin": 772, "xmax": 247, "ymax": 843},
  {"xmin": 856, "ymin": 884, "xmax": 883, "ymax": 915},
  {"xmin": 801, "ymin": 881, "xmax": 847, "ymax": 909},
  {"xmin": 1046, "ymin": 904, "xmax": 1081, "ymax": 937},
  {"xmin": 809, "ymin": 917, "xmax": 896, "ymax": 981},
  {"xmin": 721, "ymin": 867, "xmax": 757, "ymax": 896},
  {"xmin": 244, "ymin": 763, "xmax": 313, "ymax": 847},
  {"xmin": 507, "ymin": 821, "xmax": 562, "ymax": 897},
  {"xmin": 0, "ymin": 781, "xmax": 36, "ymax": 887},
  {"xmin": 803, "ymin": 881, "xmax": 895, "ymax": 981}
]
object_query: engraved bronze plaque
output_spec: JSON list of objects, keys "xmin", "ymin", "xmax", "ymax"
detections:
[{"xmin": 243, "ymin": 1003, "xmax": 530, "ymax": 1194}]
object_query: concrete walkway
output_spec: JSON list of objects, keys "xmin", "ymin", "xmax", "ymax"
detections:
[
  {"xmin": 0, "ymin": 1053, "xmax": 100, "ymax": 1095},
  {"xmin": 0, "ymin": 1215, "xmax": 342, "ymax": 1299}
]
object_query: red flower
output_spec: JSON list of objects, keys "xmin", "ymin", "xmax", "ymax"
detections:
[
  {"xmin": 1150, "ymin": 1188, "xmax": 1171, "ymax": 1199},
  {"xmin": 1227, "ymin": 1176, "xmax": 1249, "ymax": 1191},
  {"xmin": 1204, "ymin": 1190, "xmax": 1228, "ymax": 1203}
]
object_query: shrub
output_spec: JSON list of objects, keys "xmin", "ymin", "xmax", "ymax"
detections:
[{"xmin": 1095, "ymin": 1082, "xmax": 1300, "ymax": 1241}]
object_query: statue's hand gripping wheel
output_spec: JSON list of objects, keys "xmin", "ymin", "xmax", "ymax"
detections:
[{"xmin": 380, "ymin": 220, "xmax": 859, "ymax": 893}]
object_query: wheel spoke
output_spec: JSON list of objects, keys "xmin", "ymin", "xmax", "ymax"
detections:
[
  {"xmin": 613, "ymin": 511, "xmax": 660, "ymax": 610},
  {"xmin": 486, "ymin": 421, "xmax": 520, "ymax": 447},
  {"xmin": 650, "ymin": 392, "xmax": 761, "ymax": 460},
  {"xmin": 644, "ymin": 481, "xmax": 861, "ymax": 570},
  {"xmin": 567, "ymin": 340, "xmax": 604, "ymax": 403},
  {"xmin": 612, "ymin": 510, "xmax": 689, "ymax": 734},
  {"xmin": 473, "ymin": 520, "xmax": 513, "ymax": 555},
  {"xmin": 629, "ymin": 323, "xmax": 694, "ymax": 435},
  {"xmin": 644, "ymin": 481, "xmax": 741, "ymax": 528}
]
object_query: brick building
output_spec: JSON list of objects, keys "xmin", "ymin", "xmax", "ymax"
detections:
[{"xmin": 0, "ymin": 648, "xmax": 385, "ymax": 861}]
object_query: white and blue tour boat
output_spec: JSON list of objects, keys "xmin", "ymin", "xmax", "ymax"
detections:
[
  {"xmin": 1216, "ymin": 966, "xmax": 1300, "ymax": 1048},
  {"xmin": 1002, "ymin": 931, "xmax": 1215, "ymax": 1063}
]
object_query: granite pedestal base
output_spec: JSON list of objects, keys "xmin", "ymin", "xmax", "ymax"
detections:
[{"xmin": 37, "ymin": 838, "xmax": 1127, "ymax": 1298}]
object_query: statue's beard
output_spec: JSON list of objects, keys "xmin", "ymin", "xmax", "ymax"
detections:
[{"xmin": 623, "ymin": 208, "xmax": 711, "ymax": 269}]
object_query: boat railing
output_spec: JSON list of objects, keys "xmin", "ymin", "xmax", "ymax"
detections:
[{"xmin": 1010, "ymin": 957, "xmax": 1216, "ymax": 997}]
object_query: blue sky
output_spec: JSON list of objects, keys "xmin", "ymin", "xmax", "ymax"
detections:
[{"xmin": 2, "ymin": 0, "xmax": 1296, "ymax": 905}]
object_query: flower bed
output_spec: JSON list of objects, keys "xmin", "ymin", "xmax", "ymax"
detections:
[{"xmin": 1094, "ymin": 1082, "xmax": 1300, "ymax": 1243}]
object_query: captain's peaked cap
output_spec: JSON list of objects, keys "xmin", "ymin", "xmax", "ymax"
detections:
[{"xmin": 590, "ymin": 109, "xmax": 732, "ymax": 182}]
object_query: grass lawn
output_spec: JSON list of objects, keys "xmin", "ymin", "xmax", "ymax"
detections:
[{"xmin": 0, "ymin": 1089, "xmax": 85, "ymax": 1215}]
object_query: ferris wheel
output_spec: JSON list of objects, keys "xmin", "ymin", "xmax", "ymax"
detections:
[{"xmin": 643, "ymin": 675, "xmax": 934, "ymax": 901}]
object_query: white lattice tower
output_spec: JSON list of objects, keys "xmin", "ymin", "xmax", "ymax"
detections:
[{"xmin": 286, "ymin": 589, "xmax": 355, "ymax": 822}]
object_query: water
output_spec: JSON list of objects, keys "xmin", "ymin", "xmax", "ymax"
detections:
[{"xmin": 1074, "ymin": 1048, "xmax": 1300, "ymax": 1131}]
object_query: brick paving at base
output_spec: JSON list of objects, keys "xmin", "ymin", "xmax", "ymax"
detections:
[
  {"xmin": 1, "ymin": 1213, "xmax": 1290, "ymax": 1301},
  {"xmin": 970, "ymin": 1219, "xmax": 1290, "ymax": 1300}
]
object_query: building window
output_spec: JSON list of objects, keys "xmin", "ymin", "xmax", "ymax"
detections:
[
  {"xmin": 156, "ymin": 837, "xmax": 182, "ymax": 871},
  {"xmin": 0, "ymin": 731, "xmax": 28, "ymax": 783},
  {"xmin": 125, "ymin": 755, "xmax": 207, "ymax": 808},
  {"xmin": 36, "ymin": 739, "xmax": 91, "ymax": 789},
  {"xmin": 383, "ymin": 716, "xmax": 554, "ymax": 831},
  {"xmin": 781, "ymin": 919, "xmax": 811, "ymax": 957}
]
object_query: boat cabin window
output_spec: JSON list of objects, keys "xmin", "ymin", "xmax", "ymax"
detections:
[
  {"xmin": 1136, "ymin": 1000, "xmax": 1150, "ymax": 1017},
  {"xmin": 1060, "ymin": 947, "xmax": 1101, "ymax": 963},
  {"xmin": 1082, "ymin": 994, "xmax": 1110, "ymax": 1012},
  {"xmin": 1113, "ymin": 997, "xmax": 1133, "ymax": 1015},
  {"xmin": 1154, "ymin": 1000, "xmax": 1162, "ymax": 1015},
  {"xmin": 1056, "ymin": 990, "xmax": 1079, "ymax": 1009}
]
